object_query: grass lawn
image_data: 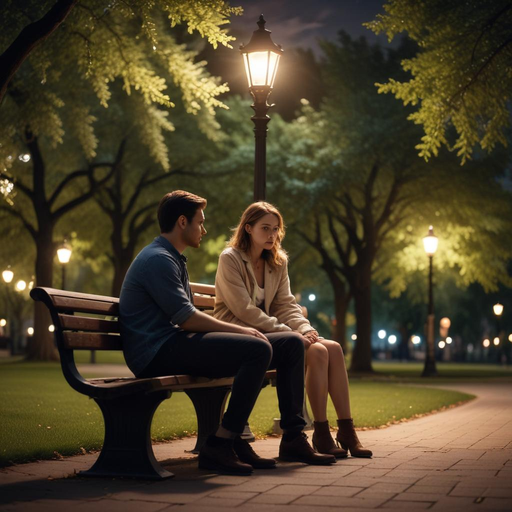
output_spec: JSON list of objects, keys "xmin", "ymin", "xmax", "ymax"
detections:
[{"xmin": 0, "ymin": 359, "xmax": 475, "ymax": 466}]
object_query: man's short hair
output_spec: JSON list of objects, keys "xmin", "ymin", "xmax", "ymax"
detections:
[{"xmin": 158, "ymin": 190, "xmax": 207, "ymax": 233}]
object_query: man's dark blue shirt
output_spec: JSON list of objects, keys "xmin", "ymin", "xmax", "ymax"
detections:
[{"xmin": 119, "ymin": 236, "xmax": 196, "ymax": 376}]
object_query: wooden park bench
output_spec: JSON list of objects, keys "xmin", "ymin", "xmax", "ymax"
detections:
[{"xmin": 30, "ymin": 284, "xmax": 276, "ymax": 480}]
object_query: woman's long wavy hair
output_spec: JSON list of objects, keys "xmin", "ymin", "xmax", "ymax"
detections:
[{"xmin": 229, "ymin": 202, "xmax": 288, "ymax": 267}]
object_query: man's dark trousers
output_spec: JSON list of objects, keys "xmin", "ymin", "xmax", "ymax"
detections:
[{"xmin": 140, "ymin": 331, "xmax": 306, "ymax": 434}]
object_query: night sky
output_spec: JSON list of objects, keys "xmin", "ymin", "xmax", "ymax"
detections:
[{"xmin": 229, "ymin": 0, "xmax": 390, "ymax": 54}]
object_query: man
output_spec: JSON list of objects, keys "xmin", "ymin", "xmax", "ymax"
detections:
[{"xmin": 120, "ymin": 190, "xmax": 335, "ymax": 474}]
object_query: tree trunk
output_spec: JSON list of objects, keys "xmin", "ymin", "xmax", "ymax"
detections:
[
  {"xmin": 350, "ymin": 272, "xmax": 374, "ymax": 373},
  {"xmin": 111, "ymin": 253, "xmax": 132, "ymax": 297},
  {"xmin": 332, "ymin": 287, "xmax": 350, "ymax": 352},
  {"xmin": 27, "ymin": 229, "xmax": 58, "ymax": 361}
]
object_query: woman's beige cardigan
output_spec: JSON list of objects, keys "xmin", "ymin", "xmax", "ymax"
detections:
[{"xmin": 213, "ymin": 247, "xmax": 313, "ymax": 334}]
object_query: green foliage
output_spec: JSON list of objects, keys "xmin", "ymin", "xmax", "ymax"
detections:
[
  {"xmin": 0, "ymin": 0, "xmax": 241, "ymax": 170},
  {"xmin": 366, "ymin": 0, "xmax": 512, "ymax": 163}
]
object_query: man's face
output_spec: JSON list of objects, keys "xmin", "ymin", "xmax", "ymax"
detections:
[{"xmin": 183, "ymin": 208, "xmax": 206, "ymax": 249}]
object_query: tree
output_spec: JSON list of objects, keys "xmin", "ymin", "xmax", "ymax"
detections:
[
  {"xmin": 0, "ymin": 2, "xmax": 240, "ymax": 359},
  {"xmin": 274, "ymin": 34, "xmax": 512, "ymax": 373},
  {"xmin": 366, "ymin": 0, "xmax": 512, "ymax": 163},
  {"xmin": 0, "ymin": 0, "xmax": 241, "ymax": 105}
]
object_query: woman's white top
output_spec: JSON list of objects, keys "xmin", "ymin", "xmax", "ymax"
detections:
[{"xmin": 255, "ymin": 284, "xmax": 265, "ymax": 307}]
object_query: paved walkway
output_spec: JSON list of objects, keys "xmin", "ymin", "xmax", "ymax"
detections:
[{"xmin": 1, "ymin": 382, "xmax": 511, "ymax": 511}]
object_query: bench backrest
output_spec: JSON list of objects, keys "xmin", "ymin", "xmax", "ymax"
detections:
[{"xmin": 30, "ymin": 283, "xmax": 216, "ymax": 352}]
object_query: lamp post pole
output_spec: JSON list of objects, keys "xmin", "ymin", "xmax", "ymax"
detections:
[
  {"xmin": 422, "ymin": 226, "xmax": 438, "ymax": 377},
  {"xmin": 251, "ymin": 87, "xmax": 271, "ymax": 201},
  {"xmin": 241, "ymin": 15, "xmax": 283, "ymax": 202}
]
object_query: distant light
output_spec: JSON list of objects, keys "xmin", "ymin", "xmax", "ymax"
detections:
[
  {"xmin": 388, "ymin": 335, "xmax": 397, "ymax": 345},
  {"xmin": 0, "ymin": 318, "xmax": 6, "ymax": 327},
  {"xmin": 2, "ymin": 269, "xmax": 14, "ymax": 283},
  {"xmin": 15, "ymin": 280, "xmax": 27, "ymax": 291},
  {"xmin": 48, "ymin": 325, "xmax": 55, "ymax": 332},
  {"xmin": 308, "ymin": 294, "xmax": 316, "ymax": 302},
  {"xmin": 446, "ymin": 337, "xmax": 453, "ymax": 344},
  {"xmin": 411, "ymin": 335, "xmax": 421, "ymax": 345},
  {"xmin": 28, "ymin": 280, "xmax": 34, "ymax": 290},
  {"xmin": 438, "ymin": 341, "xmax": 446, "ymax": 349},
  {"xmin": 493, "ymin": 337, "xmax": 500, "ymax": 346},
  {"xmin": 351, "ymin": 334, "xmax": 357, "ymax": 341},
  {"xmin": 18, "ymin": 154, "xmax": 31, "ymax": 162},
  {"xmin": 493, "ymin": 303, "xmax": 504, "ymax": 316},
  {"xmin": 152, "ymin": 45, "xmax": 157, "ymax": 51},
  {"xmin": 378, "ymin": 330, "xmax": 386, "ymax": 339},
  {"xmin": 57, "ymin": 243, "xmax": 72, "ymax": 264},
  {"xmin": 423, "ymin": 226, "xmax": 438, "ymax": 256},
  {"xmin": 509, "ymin": 334, "xmax": 512, "ymax": 343},
  {"xmin": 483, "ymin": 339, "xmax": 490, "ymax": 348},
  {"xmin": 440, "ymin": 317, "xmax": 451, "ymax": 328},
  {"xmin": 467, "ymin": 343, "xmax": 474, "ymax": 353},
  {"xmin": 27, "ymin": 327, "xmax": 34, "ymax": 336}
]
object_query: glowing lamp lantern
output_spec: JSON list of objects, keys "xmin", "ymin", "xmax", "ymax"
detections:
[
  {"xmin": 15, "ymin": 280, "xmax": 26, "ymax": 292},
  {"xmin": 57, "ymin": 242, "xmax": 72, "ymax": 264},
  {"xmin": 423, "ymin": 226, "xmax": 438, "ymax": 257},
  {"xmin": 2, "ymin": 268, "xmax": 14, "ymax": 283},
  {"xmin": 241, "ymin": 15, "xmax": 282, "ymax": 92},
  {"xmin": 57, "ymin": 240, "xmax": 72, "ymax": 289},
  {"xmin": 493, "ymin": 303, "xmax": 504, "ymax": 316}
]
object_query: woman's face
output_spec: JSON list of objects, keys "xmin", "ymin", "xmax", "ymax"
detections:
[{"xmin": 246, "ymin": 213, "xmax": 280, "ymax": 252}]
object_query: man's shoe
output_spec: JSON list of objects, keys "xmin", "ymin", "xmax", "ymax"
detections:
[
  {"xmin": 234, "ymin": 436, "xmax": 277, "ymax": 469},
  {"xmin": 279, "ymin": 432, "xmax": 336, "ymax": 465},
  {"xmin": 198, "ymin": 435, "xmax": 253, "ymax": 474}
]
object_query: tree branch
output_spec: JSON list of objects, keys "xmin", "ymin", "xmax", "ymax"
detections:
[
  {"xmin": 0, "ymin": 205, "xmax": 37, "ymax": 239},
  {"xmin": 0, "ymin": 0, "xmax": 77, "ymax": 105}
]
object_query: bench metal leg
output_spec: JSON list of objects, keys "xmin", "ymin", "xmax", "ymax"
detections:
[
  {"xmin": 185, "ymin": 386, "xmax": 231, "ymax": 454},
  {"xmin": 80, "ymin": 390, "xmax": 173, "ymax": 480}
]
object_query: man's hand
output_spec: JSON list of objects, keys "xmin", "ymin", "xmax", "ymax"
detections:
[{"xmin": 235, "ymin": 326, "xmax": 269, "ymax": 341}]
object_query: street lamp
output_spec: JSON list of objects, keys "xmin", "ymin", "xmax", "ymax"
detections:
[
  {"xmin": 2, "ymin": 267, "xmax": 13, "ymax": 284},
  {"xmin": 493, "ymin": 303, "xmax": 504, "ymax": 317},
  {"xmin": 241, "ymin": 14, "xmax": 283, "ymax": 201},
  {"xmin": 57, "ymin": 240, "xmax": 72, "ymax": 289},
  {"xmin": 422, "ymin": 225, "xmax": 438, "ymax": 377}
]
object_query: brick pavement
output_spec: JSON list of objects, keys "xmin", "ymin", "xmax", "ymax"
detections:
[{"xmin": 1, "ymin": 382, "xmax": 511, "ymax": 511}]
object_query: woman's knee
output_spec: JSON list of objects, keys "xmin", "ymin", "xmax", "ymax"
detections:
[
  {"xmin": 306, "ymin": 342, "xmax": 329, "ymax": 366},
  {"xmin": 321, "ymin": 339, "xmax": 345, "ymax": 360}
]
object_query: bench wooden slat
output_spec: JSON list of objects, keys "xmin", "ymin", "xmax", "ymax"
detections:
[
  {"xmin": 59, "ymin": 314, "xmax": 120, "ymax": 333},
  {"xmin": 63, "ymin": 332, "xmax": 122, "ymax": 350},
  {"xmin": 53, "ymin": 296, "xmax": 120, "ymax": 316},
  {"xmin": 190, "ymin": 283, "xmax": 215, "ymax": 296},
  {"xmin": 192, "ymin": 296, "xmax": 215, "ymax": 309}
]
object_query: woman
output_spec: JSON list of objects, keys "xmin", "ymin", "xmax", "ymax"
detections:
[{"xmin": 214, "ymin": 202, "xmax": 372, "ymax": 458}]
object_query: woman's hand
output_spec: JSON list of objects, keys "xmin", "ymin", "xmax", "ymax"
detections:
[{"xmin": 303, "ymin": 330, "xmax": 319, "ymax": 343}]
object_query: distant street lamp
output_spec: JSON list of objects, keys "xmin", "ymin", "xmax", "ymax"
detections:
[
  {"xmin": 241, "ymin": 14, "xmax": 283, "ymax": 201},
  {"xmin": 2, "ymin": 266, "xmax": 13, "ymax": 284},
  {"xmin": 493, "ymin": 302, "xmax": 504, "ymax": 347},
  {"xmin": 422, "ymin": 226, "xmax": 438, "ymax": 377},
  {"xmin": 493, "ymin": 303, "xmax": 504, "ymax": 317},
  {"xmin": 57, "ymin": 240, "xmax": 72, "ymax": 289}
]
